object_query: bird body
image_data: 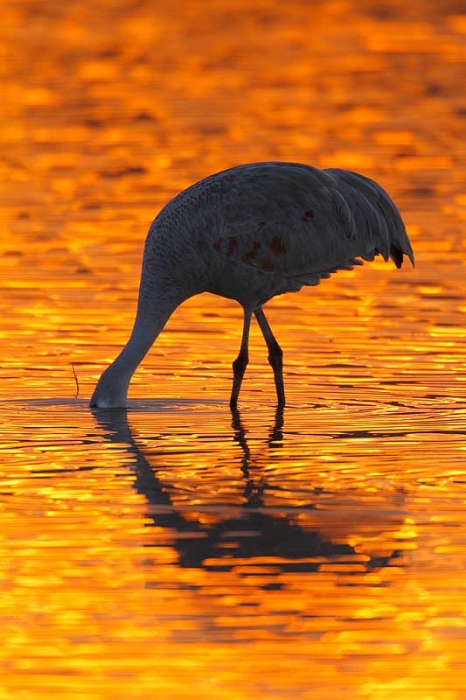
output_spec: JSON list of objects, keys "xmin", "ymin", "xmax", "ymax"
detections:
[{"xmin": 90, "ymin": 162, "xmax": 414, "ymax": 408}]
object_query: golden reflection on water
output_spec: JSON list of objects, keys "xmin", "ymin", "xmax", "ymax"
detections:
[
  {"xmin": 1, "ymin": 0, "xmax": 466, "ymax": 698},
  {"xmin": 1, "ymin": 401, "xmax": 466, "ymax": 699}
]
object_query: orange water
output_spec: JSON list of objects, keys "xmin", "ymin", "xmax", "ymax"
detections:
[{"xmin": 1, "ymin": 1, "xmax": 466, "ymax": 698}]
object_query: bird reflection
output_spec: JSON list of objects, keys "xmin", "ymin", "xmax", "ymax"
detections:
[
  {"xmin": 230, "ymin": 405, "xmax": 283, "ymax": 499},
  {"xmin": 91, "ymin": 406, "xmax": 404, "ymax": 575}
]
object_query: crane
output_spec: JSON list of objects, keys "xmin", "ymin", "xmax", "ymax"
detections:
[{"xmin": 89, "ymin": 161, "xmax": 414, "ymax": 409}]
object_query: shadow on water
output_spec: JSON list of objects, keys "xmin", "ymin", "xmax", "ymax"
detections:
[{"xmin": 90, "ymin": 405, "xmax": 405, "ymax": 576}]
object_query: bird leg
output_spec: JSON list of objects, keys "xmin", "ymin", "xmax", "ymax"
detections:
[
  {"xmin": 254, "ymin": 307, "xmax": 285, "ymax": 407},
  {"xmin": 230, "ymin": 308, "xmax": 253, "ymax": 408}
]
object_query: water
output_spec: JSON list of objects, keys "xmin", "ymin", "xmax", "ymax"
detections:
[{"xmin": 1, "ymin": 1, "xmax": 466, "ymax": 698}]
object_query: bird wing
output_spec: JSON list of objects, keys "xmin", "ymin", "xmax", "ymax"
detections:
[
  {"xmin": 325, "ymin": 168, "xmax": 414, "ymax": 268},
  {"xmin": 209, "ymin": 177, "xmax": 363, "ymax": 282},
  {"xmin": 206, "ymin": 163, "xmax": 413, "ymax": 281}
]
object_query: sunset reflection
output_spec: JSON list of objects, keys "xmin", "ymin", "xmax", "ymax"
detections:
[{"xmin": 1, "ymin": 0, "xmax": 466, "ymax": 698}]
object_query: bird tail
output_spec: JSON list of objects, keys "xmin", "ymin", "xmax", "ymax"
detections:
[
  {"xmin": 375, "ymin": 179, "xmax": 414, "ymax": 269},
  {"xmin": 325, "ymin": 169, "xmax": 415, "ymax": 269}
]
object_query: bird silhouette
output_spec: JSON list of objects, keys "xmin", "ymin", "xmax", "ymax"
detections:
[{"xmin": 90, "ymin": 161, "xmax": 414, "ymax": 409}]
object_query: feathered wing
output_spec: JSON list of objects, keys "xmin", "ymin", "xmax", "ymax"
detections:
[
  {"xmin": 209, "ymin": 163, "xmax": 413, "ymax": 285},
  {"xmin": 324, "ymin": 168, "xmax": 414, "ymax": 268}
]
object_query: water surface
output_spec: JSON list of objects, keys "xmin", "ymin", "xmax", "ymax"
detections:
[{"xmin": 1, "ymin": 1, "xmax": 466, "ymax": 698}]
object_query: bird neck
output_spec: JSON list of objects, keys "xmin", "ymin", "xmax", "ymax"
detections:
[
  {"xmin": 91, "ymin": 295, "xmax": 181, "ymax": 407},
  {"xmin": 111, "ymin": 300, "xmax": 177, "ymax": 383}
]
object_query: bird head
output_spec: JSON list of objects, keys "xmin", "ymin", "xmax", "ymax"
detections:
[{"xmin": 89, "ymin": 365, "xmax": 129, "ymax": 408}]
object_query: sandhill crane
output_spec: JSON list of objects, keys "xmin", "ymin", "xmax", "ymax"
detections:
[{"xmin": 90, "ymin": 162, "xmax": 414, "ymax": 409}]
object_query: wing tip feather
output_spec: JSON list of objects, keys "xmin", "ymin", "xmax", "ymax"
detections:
[{"xmin": 390, "ymin": 244, "xmax": 415, "ymax": 269}]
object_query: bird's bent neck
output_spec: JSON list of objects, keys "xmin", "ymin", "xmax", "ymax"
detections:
[{"xmin": 90, "ymin": 294, "xmax": 182, "ymax": 408}]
